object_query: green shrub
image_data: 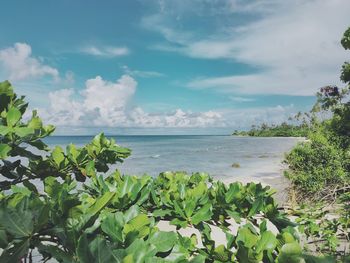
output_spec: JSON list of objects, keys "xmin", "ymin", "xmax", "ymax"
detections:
[
  {"xmin": 1, "ymin": 81, "xmax": 338, "ymax": 262},
  {"xmin": 285, "ymin": 131, "xmax": 347, "ymax": 195},
  {"xmin": 284, "ymin": 26, "xmax": 350, "ymax": 201},
  {"xmin": 232, "ymin": 120, "xmax": 311, "ymax": 137}
]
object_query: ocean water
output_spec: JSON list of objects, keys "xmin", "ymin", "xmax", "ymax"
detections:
[{"xmin": 44, "ymin": 135, "xmax": 300, "ymax": 181}]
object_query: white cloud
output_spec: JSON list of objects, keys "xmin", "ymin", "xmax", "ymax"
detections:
[
  {"xmin": 41, "ymin": 74, "xmax": 223, "ymax": 128},
  {"xmin": 0, "ymin": 43, "xmax": 59, "ymax": 81},
  {"xmin": 229, "ymin": 96, "xmax": 255, "ymax": 102},
  {"xmin": 81, "ymin": 45, "xmax": 130, "ymax": 57},
  {"xmin": 121, "ymin": 65, "xmax": 165, "ymax": 78},
  {"xmin": 129, "ymin": 108, "xmax": 223, "ymax": 127},
  {"xmin": 42, "ymin": 75, "xmax": 136, "ymax": 127},
  {"xmin": 83, "ymin": 75, "xmax": 136, "ymax": 111},
  {"xmin": 38, "ymin": 74, "xmax": 298, "ymax": 130},
  {"xmin": 186, "ymin": 69, "xmax": 339, "ymax": 96},
  {"xmin": 144, "ymin": 0, "xmax": 350, "ymax": 96}
]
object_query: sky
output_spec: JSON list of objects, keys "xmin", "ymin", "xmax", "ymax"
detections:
[{"xmin": 0, "ymin": 0, "xmax": 349, "ymax": 135}]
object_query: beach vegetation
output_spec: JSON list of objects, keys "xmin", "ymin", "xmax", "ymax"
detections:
[
  {"xmin": 0, "ymin": 80, "xmax": 336, "ymax": 262},
  {"xmin": 285, "ymin": 26, "xmax": 350, "ymax": 201},
  {"xmin": 232, "ymin": 120, "xmax": 311, "ymax": 137},
  {"xmin": 283, "ymin": 26, "xmax": 350, "ymax": 259}
]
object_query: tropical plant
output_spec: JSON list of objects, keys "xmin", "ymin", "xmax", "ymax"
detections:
[
  {"xmin": 0, "ymin": 80, "xmax": 334, "ymax": 262},
  {"xmin": 282, "ymin": 26, "xmax": 350, "ymax": 261},
  {"xmin": 284, "ymin": 130, "xmax": 347, "ymax": 197},
  {"xmin": 232, "ymin": 119, "xmax": 311, "ymax": 138},
  {"xmin": 285, "ymin": 26, "xmax": 350, "ymax": 201}
]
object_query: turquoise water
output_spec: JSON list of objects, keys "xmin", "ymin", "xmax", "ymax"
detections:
[{"xmin": 44, "ymin": 135, "xmax": 299, "ymax": 180}]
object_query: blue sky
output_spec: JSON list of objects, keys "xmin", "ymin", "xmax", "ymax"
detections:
[{"xmin": 0, "ymin": 0, "xmax": 349, "ymax": 134}]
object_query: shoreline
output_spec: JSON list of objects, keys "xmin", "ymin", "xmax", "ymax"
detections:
[{"xmin": 231, "ymin": 135, "xmax": 307, "ymax": 139}]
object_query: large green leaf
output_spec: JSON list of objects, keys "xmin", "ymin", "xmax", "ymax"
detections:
[
  {"xmin": 85, "ymin": 160, "xmax": 96, "ymax": 177},
  {"xmin": 123, "ymin": 214, "xmax": 150, "ymax": 236},
  {"xmin": 74, "ymin": 192, "xmax": 115, "ymax": 233},
  {"xmin": 28, "ymin": 115, "xmax": 42, "ymax": 129},
  {"xmin": 0, "ymin": 229, "xmax": 8, "ymax": 248},
  {"xmin": 119, "ymin": 176, "xmax": 135, "ymax": 197},
  {"xmin": 77, "ymin": 234, "xmax": 93, "ymax": 262},
  {"xmin": 148, "ymin": 231, "xmax": 177, "ymax": 253},
  {"xmin": 0, "ymin": 208, "xmax": 34, "ymax": 238},
  {"xmin": 248, "ymin": 197, "xmax": 264, "ymax": 217},
  {"xmin": 101, "ymin": 212, "xmax": 124, "ymax": 243},
  {"xmin": 184, "ymin": 199, "xmax": 196, "ymax": 218},
  {"xmin": 236, "ymin": 226, "xmax": 258, "ymax": 249},
  {"xmin": 277, "ymin": 243, "xmax": 303, "ymax": 263},
  {"xmin": 125, "ymin": 239, "xmax": 155, "ymax": 263},
  {"xmin": 191, "ymin": 203, "xmax": 212, "ymax": 225},
  {"xmin": 89, "ymin": 235, "xmax": 122, "ymax": 263},
  {"xmin": 236, "ymin": 243, "xmax": 259, "ymax": 263},
  {"xmin": 0, "ymin": 125, "xmax": 11, "ymax": 135},
  {"xmin": 189, "ymin": 255, "xmax": 206, "ymax": 263},
  {"xmin": 170, "ymin": 218, "xmax": 188, "ymax": 228},
  {"xmin": 6, "ymin": 107, "xmax": 21, "ymax": 127},
  {"xmin": 67, "ymin": 143, "xmax": 78, "ymax": 163},
  {"xmin": 51, "ymin": 146, "xmax": 65, "ymax": 167},
  {"xmin": 0, "ymin": 144, "xmax": 11, "ymax": 159},
  {"xmin": 173, "ymin": 200, "xmax": 186, "ymax": 219},
  {"xmin": 124, "ymin": 205, "xmax": 140, "ymax": 222},
  {"xmin": 225, "ymin": 183, "xmax": 242, "ymax": 203},
  {"xmin": 14, "ymin": 127, "xmax": 34, "ymax": 137},
  {"xmin": 86, "ymin": 192, "xmax": 115, "ymax": 216},
  {"xmin": 213, "ymin": 244, "xmax": 230, "ymax": 261},
  {"xmin": 255, "ymin": 231, "xmax": 277, "ymax": 253},
  {"xmin": 0, "ymin": 81, "xmax": 14, "ymax": 112}
]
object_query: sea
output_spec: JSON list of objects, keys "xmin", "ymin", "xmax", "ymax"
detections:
[{"xmin": 43, "ymin": 135, "xmax": 300, "ymax": 182}]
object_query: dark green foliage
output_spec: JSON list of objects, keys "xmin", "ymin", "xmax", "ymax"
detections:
[
  {"xmin": 0, "ymin": 80, "xmax": 130, "ymax": 191},
  {"xmin": 285, "ymin": 27, "xmax": 350, "ymax": 199},
  {"xmin": 285, "ymin": 130, "xmax": 347, "ymax": 195},
  {"xmin": 232, "ymin": 121, "xmax": 311, "ymax": 137},
  {"xmin": 0, "ymin": 81, "xmax": 332, "ymax": 262},
  {"xmin": 283, "ymin": 26, "xmax": 350, "ymax": 260},
  {"xmin": 341, "ymin": 27, "xmax": 350, "ymax": 50}
]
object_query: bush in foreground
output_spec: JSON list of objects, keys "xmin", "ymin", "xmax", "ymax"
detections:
[{"xmin": 0, "ymin": 81, "xmax": 339, "ymax": 262}]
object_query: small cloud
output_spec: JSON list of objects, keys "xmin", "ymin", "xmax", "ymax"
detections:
[
  {"xmin": 229, "ymin": 96, "xmax": 256, "ymax": 102},
  {"xmin": 64, "ymin": 71, "xmax": 75, "ymax": 85},
  {"xmin": 121, "ymin": 65, "xmax": 165, "ymax": 78},
  {"xmin": 0, "ymin": 43, "xmax": 59, "ymax": 81},
  {"xmin": 80, "ymin": 45, "xmax": 130, "ymax": 57}
]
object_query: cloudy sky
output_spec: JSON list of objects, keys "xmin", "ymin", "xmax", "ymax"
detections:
[{"xmin": 0, "ymin": 0, "xmax": 349, "ymax": 134}]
